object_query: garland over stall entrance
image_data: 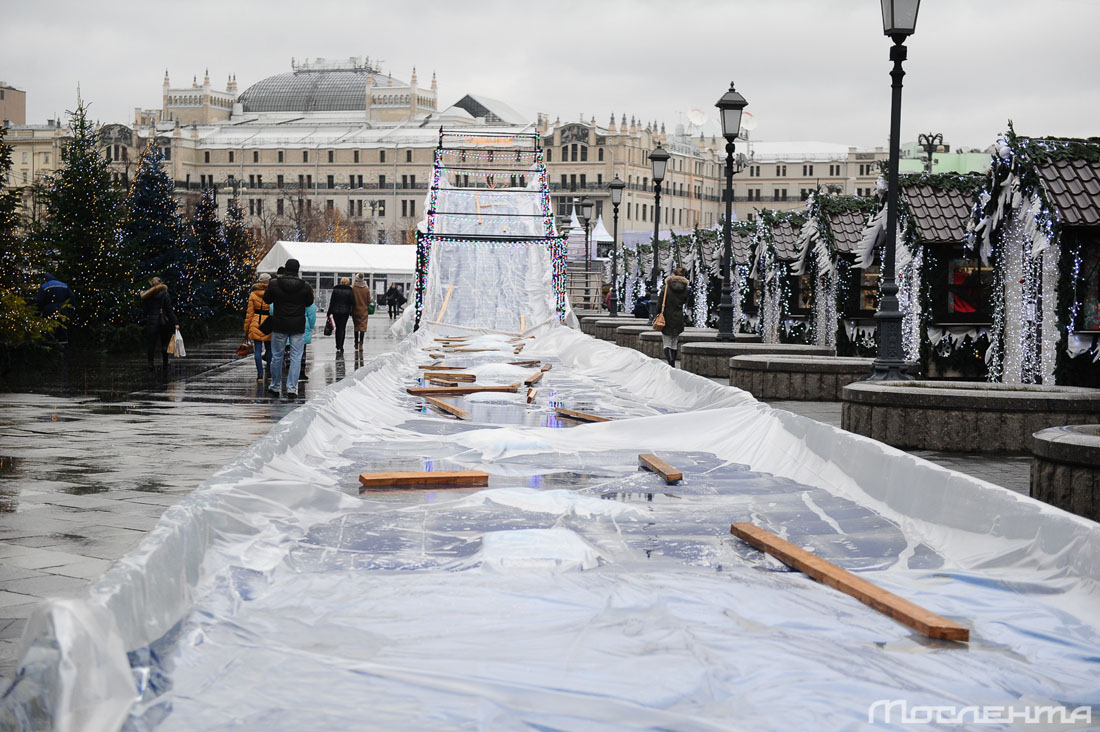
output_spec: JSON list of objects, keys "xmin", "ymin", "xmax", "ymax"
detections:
[{"xmin": 414, "ymin": 128, "xmax": 568, "ymax": 332}]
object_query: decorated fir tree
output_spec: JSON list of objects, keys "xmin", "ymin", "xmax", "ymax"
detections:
[
  {"xmin": 0, "ymin": 127, "xmax": 63, "ymax": 344},
  {"xmin": 188, "ymin": 187, "xmax": 223, "ymax": 319},
  {"xmin": 40, "ymin": 101, "xmax": 129, "ymax": 328},
  {"xmin": 124, "ymin": 139, "xmax": 194, "ymax": 317},
  {"xmin": 221, "ymin": 195, "xmax": 259, "ymax": 311}
]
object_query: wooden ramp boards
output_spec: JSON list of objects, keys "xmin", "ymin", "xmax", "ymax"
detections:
[
  {"xmin": 408, "ymin": 383, "xmax": 520, "ymax": 397},
  {"xmin": 554, "ymin": 407, "xmax": 611, "ymax": 423},
  {"xmin": 359, "ymin": 470, "xmax": 488, "ymax": 491},
  {"xmin": 638, "ymin": 454, "xmax": 682, "ymax": 484},
  {"xmin": 730, "ymin": 522, "xmax": 970, "ymax": 642},
  {"xmin": 423, "ymin": 396, "xmax": 470, "ymax": 420}
]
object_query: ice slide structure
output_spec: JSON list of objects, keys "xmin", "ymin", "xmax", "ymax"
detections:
[{"xmin": 3, "ymin": 132, "xmax": 1099, "ymax": 731}]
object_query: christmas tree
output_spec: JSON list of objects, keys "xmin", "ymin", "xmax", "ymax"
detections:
[
  {"xmin": 124, "ymin": 139, "xmax": 193, "ymax": 318},
  {"xmin": 0, "ymin": 127, "xmax": 63, "ymax": 345},
  {"xmin": 40, "ymin": 101, "xmax": 129, "ymax": 329},
  {"xmin": 188, "ymin": 187, "xmax": 223, "ymax": 319},
  {"xmin": 221, "ymin": 195, "xmax": 258, "ymax": 311}
]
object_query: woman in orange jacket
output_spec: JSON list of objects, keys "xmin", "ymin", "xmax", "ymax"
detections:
[{"xmin": 243, "ymin": 273, "xmax": 273, "ymax": 380}]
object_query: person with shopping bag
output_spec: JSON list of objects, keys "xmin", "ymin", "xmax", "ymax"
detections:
[
  {"xmin": 243, "ymin": 273, "xmax": 273, "ymax": 381},
  {"xmin": 140, "ymin": 276, "xmax": 176, "ymax": 374},
  {"xmin": 351, "ymin": 273, "xmax": 371, "ymax": 351},
  {"xmin": 656, "ymin": 267, "xmax": 691, "ymax": 367},
  {"xmin": 262, "ymin": 258, "xmax": 314, "ymax": 397}
]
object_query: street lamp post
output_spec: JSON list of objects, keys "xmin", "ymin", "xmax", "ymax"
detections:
[
  {"xmin": 917, "ymin": 131, "xmax": 942, "ymax": 174},
  {"xmin": 579, "ymin": 196, "xmax": 594, "ymax": 271},
  {"xmin": 646, "ymin": 144, "xmax": 670, "ymax": 321},
  {"xmin": 714, "ymin": 82, "xmax": 748, "ymax": 341},
  {"xmin": 607, "ymin": 175, "xmax": 625, "ymax": 316},
  {"xmin": 868, "ymin": 0, "xmax": 921, "ymax": 381}
]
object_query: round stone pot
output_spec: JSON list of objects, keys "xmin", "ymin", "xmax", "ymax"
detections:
[
  {"xmin": 1030, "ymin": 424, "xmax": 1100, "ymax": 521},
  {"xmin": 730, "ymin": 355, "xmax": 873, "ymax": 400}
]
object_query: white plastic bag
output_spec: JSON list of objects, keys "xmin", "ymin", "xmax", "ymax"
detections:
[{"xmin": 172, "ymin": 327, "xmax": 186, "ymax": 358}]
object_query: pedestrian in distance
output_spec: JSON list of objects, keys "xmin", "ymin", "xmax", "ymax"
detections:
[
  {"xmin": 36, "ymin": 273, "xmax": 73, "ymax": 345},
  {"xmin": 351, "ymin": 273, "xmax": 371, "ymax": 351},
  {"xmin": 385, "ymin": 283, "xmax": 405, "ymax": 320},
  {"xmin": 262, "ymin": 258, "xmax": 314, "ymax": 397},
  {"xmin": 243, "ymin": 273, "xmax": 272, "ymax": 381},
  {"xmin": 328, "ymin": 277, "xmax": 355, "ymax": 354},
  {"xmin": 140, "ymin": 276, "xmax": 177, "ymax": 374},
  {"xmin": 658, "ymin": 267, "xmax": 691, "ymax": 367}
]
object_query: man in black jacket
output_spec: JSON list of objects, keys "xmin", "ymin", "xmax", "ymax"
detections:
[{"xmin": 263, "ymin": 258, "xmax": 314, "ymax": 396}]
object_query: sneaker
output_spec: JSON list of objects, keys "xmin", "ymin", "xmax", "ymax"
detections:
[
  {"xmin": 286, "ymin": 389, "xmax": 298, "ymax": 397},
  {"xmin": 268, "ymin": 384, "xmax": 281, "ymax": 394},
  {"xmin": 256, "ymin": 374, "xmax": 264, "ymax": 381},
  {"xmin": 299, "ymin": 373, "xmax": 309, "ymax": 381}
]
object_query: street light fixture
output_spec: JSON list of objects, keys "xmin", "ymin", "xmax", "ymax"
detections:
[
  {"xmin": 714, "ymin": 81, "xmax": 749, "ymax": 341},
  {"xmin": 917, "ymin": 131, "xmax": 942, "ymax": 174},
  {"xmin": 579, "ymin": 196, "xmax": 594, "ymax": 271},
  {"xmin": 868, "ymin": 0, "xmax": 920, "ymax": 381},
  {"xmin": 607, "ymin": 175, "xmax": 626, "ymax": 315},
  {"xmin": 646, "ymin": 143, "xmax": 671, "ymax": 321}
]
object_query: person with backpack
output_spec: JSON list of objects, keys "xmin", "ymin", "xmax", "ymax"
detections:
[{"xmin": 262, "ymin": 259, "xmax": 314, "ymax": 396}]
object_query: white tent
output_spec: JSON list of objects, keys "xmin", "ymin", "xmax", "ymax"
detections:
[{"xmin": 258, "ymin": 241, "xmax": 417, "ymax": 305}]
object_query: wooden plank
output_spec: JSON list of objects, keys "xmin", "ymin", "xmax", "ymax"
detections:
[
  {"xmin": 554, "ymin": 407, "xmax": 611, "ymax": 423},
  {"xmin": 447, "ymin": 348, "xmax": 496, "ymax": 353},
  {"xmin": 520, "ymin": 314, "xmax": 526, "ymax": 332},
  {"xmin": 513, "ymin": 343, "xmax": 526, "ymax": 354},
  {"xmin": 359, "ymin": 470, "xmax": 488, "ymax": 490},
  {"xmin": 437, "ymin": 284, "xmax": 455, "ymax": 321},
  {"xmin": 434, "ymin": 336, "xmax": 469, "ymax": 342},
  {"xmin": 426, "ymin": 377, "xmax": 459, "ymax": 387},
  {"xmin": 729, "ymin": 523, "xmax": 970, "ymax": 642},
  {"xmin": 428, "ymin": 352, "xmax": 445, "ymax": 359},
  {"xmin": 407, "ymin": 383, "xmax": 520, "ymax": 397},
  {"xmin": 424, "ymin": 395, "xmax": 471, "ymax": 420},
  {"xmin": 527, "ymin": 387, "xmax": 537, "ymax": 403},
  {"xmin": 524, "ymin": 370, "xmax": 545, "ymax": 386},
  {"xmin": 638, "ymin": 453, "xmax": 683, "ymax": 484},
  {"xmin": 425, "ymin": 372, "xmax": 476, "ymax": 382},
  {"xmin": 509, "ymin": 360, "xmax": 541, "ymax": 367},
  {"xmin": 418, "ymin": 364, "xmax": 466, "ymax": 371},
  {"xmin": 540, "ymin": 363, "xmax": 553, "ymax": 372}
]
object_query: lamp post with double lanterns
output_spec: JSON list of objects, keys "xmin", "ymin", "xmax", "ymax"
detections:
[
  {"xmin": 868, "ymin": 0, "xmax": 920, "ymax": 381},
  {"xmin": 578, "ymin": 196, "xmax": 594, "ymax": 271},
  {"xmin": 645, "ymin": 144, "xmax": 670, "ymax": 321},
  {"xmin": 714, "ymin": 82, "xmax": 748, "ymax": 341},
  {"xmin": 917, "ymin": 131, "xmax": 942, "ymax": 174},
  {"xmin": 607, "ymin": 175, "xmax": 626, "ymax": 315}
]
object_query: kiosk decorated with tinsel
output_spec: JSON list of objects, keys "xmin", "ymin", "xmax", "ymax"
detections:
[
  {"xmin": 749, "ymin": 209, "xmax": 807, "ymax": 344},
  {"xmin": 413, "ymin": 129, "xmax": 569, "ymax": 332},
  {"xmin": 969, "ymin": 126, "xmax": 1100, "ymax": 386}
]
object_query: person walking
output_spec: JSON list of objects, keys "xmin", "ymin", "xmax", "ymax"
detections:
[
  {"xmin": 351, "ymin": 273, "xmax": 371, "ymax": 351},
  {"xmin": 658, "ymin": 267, "xmax": 691, "ymax": 367},
  {"xmin": 140, "ymin": 276, "xmax": 177, "ymax": 373},
  {"xmin": 263, "ymin": 258, "xmax": 314, "ymax": 396},
  {"xmin": 299, "ymin": 302, "xmax": 316, "ymax": 382},
  {"xmin": 328, "ymin": 277, "xmax": 355, "ymax": 354},
  {"xmin": 36, "ymin": 273, "xmax": 74, "ymax": 343},
  {"xmin": 243, "ymin": 273, "xmax": 272, "ymax": 381},
  {"xmin": 385, "ymin": 284, "xmax": 405, "ymax": 320}
]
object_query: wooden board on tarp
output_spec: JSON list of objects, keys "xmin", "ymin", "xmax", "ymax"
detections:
[
  {"xmin": 524, "ymin": 370, "xmax": 545, "ymax": 386},
  {"xmin": 554, "ymin": 407, "xmax": 611, "ymax": 423},
  {"xmin": 424, "ymin": 396, "xmax": 470, "ymax": 420},
  {"xmin": 407, "ymin": 383, "xmax": 520, "ymax": 397},
  {"xmin": 419, "ymin": 364, "xmax": 466, "ymax": 371},
  {"xmin": 527, "ymin": 387, "xmax": 537, "ymax": 403},
  {"xmin": 638, "ymin": 453, "xmax": 683, "ymax": 484},
  {"xmin": 729, "ymin": 522, "xmax": 970, "ymax": 642},
  {"xmin": 426, "ymin": 377, "xmax": 459, "ymax": 387},
  {"xmin": 359, "ymin": 470, "xmax": 488, "ymax": 490}
]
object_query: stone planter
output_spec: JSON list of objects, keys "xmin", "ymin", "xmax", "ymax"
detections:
[
  {"xmin": 1030, "ymin": 425, "xmax": 1100, "ymax": 522},
  {"xmin": 579, "ymin": 315, "xmax": 607, "ymax": 336},
  {"xmin": 842, "ymin": 381, "xmax": 1100, "ymax": 454},
  {"xmin": 638, "ymin": 329, "xmax": 719, "ymax": 359},
  {"xmin": 615, "ymin": 325, "xmax": 651, "ymax": 350},
  {"xmin": 679, "ymin": 341, "xmax": 829, "ymax": 378},
  {"xmin": 592, "ymin": 317, "xmax": 646, "ymax": 342},
  {"xmin": 730, "ymin": 355, "xmax": 874, "ymax": 400}
]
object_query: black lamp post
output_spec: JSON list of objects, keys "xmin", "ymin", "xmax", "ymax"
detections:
[
  {"xmin": 607, "ymin": 175, "xmax": 625, "ymax": 315},
  {"xmin": 917, "ymin": 131, "xmax": 942, "ymax": 174},
  {"xmin": 714, "ymin": 82, "xmax": 748, "ymax": 341},
  {"xmin": 579, "ymin": 196, "xmax": 594, "ymax": 270},
  {"xmin": 868, "ymin": 0, "xmax": 920, "ymax": 381},
  {"xmin": 646, "ymin": 144, "xmax": 670, "ymax": 320}
]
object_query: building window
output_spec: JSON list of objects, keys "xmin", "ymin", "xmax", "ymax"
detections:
[
  {"xmin": 253, "ymin": 151, "xmax": 259, "ymax": 163},
  {"xmin": 406, "ymin": 150, "xmax": 412, "ymax": 162},
  {"xmin": 299, "ymin": 175, "xmax": 304, "ymax": 188},
  {"xmin": 277, "ymin": 198, "xmax": 284, "ymax": 215},
  {"xmin": 379, "ymin": 174, "xmax": 386, "ymax": 187},
  {"xmin": 803, "ymin": 164, "xmax": 814, "ymax": 176},
  {"xmin": 249, "ymin": 199, "xmax": 255, "ymax": 216},
  {"xmin": 377, "ymin": 200, "xmax": 385, "ymax": 216},
  {"xmin": 257, "ymin": 199, "xmax": 263, "ymax": 215},
  {"xmin": 571, "ymin": 144, "xmax": 578, "ymax": 162},
  {"xmin": 597, "ymin": 173, "xmax": 602, "ymax": 185},
  {"xmin": 410, "ymin": 174, "xmax": 416, "ymax": 188},
  {"xmin": 326, "ymin": 199, "xmax": 333, "ymax": 211},
  {"xmin": 303, "ymin": 150, "xmax": 309, "ymax": 163},
  {"xmin": 409, "ymin": 200, "xmax": 415, "ymax": 217},
  {"xmin": 249, "ymin": 175, "xmax": 255, "ymax": 187},
  {"xmin": 380, "ymin": 150, "xmax": 386, "ymax": 163},
  {"xmin": 560, "ymin": 174, "xmax": 567, "ymax": 187},
  {"xmin": 354, "ymin": 150, "xmax": 360, "ymax": 163},
  {"xmin": 229, "ymin": 151, "xmax": 235, "ymax": 163},
  {"xmin": 278, "ymin": 151, "xmax": 284, "ymax": 163},
  {"xmin": 598, "ymin": 148, "xmax": 604, "ymax": 162},
  {"xmin": 306, "ymin": 174, "xmax": 312, "ymax": 188},
  {"xmin": 349, "ymin": 175, "xmax": 355, "ymax": 189},
  {"xmin": 774, "ymin": 189, "xmax": 781, "ymax": 200},
  {"xmin": 546, "ymin": 149, "xmax": 552, "ymax": 162},
  {"xmin": 580, "ymin": 174, "xmax": 586, "ymax": 187},
  {"xmin": 357, "ymin": 200, "xmax": 363, "ymax": 217},
  {"xmin": 277, "ymin": 174, "xmax": 284, "ymax": 188},
  {"xmin": 348, "ymin": 200, "xmax": 354, "ymax": 217},
  {"xmin": 401, "ymin": 174, "xmax": 408, "ymax": 188},
  {"xmin": 776, "ymin": 164, "xmax": 786, "ymax": 176},
  {"xmin": 328, "ymin": 150, "xmax": 334, "ymax": 163},
  {"xmin": 204, "ymin": 151, "xmax": 210, "ymax": 163},
  {"xmin": 580, "ymin": 146, "xmax": 587, "ymax": 162},
  {"xmin": 561, "ymin": 145, "xmax": 568, "ymax": 162}
]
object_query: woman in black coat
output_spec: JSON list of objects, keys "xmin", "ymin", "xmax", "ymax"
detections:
[
  {"xmin": 140, "ymin": 277, "xmax": 177, "ymax": 372},
  {"xmin": 327, "ymin": 277, "xmax": 355, "ymax": 354},
  {"xmin": 658, "ymin": 267, "xmax": 691, "ymax": 366}
]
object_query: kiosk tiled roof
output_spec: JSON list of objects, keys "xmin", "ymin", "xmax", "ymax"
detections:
[
  {"xmin": 731, "ymin": 230, "xmax": 753, "ymax": 266},
  {"xmin": 771, "ymin": 220, "xmax": 802, "ymax": 261},
  {"xmin": 901, "ymin": 184, "xmax": 974, "ymax": 244},
  {"xmin": 827, "ymin": 210, "xmax": 868, "ymax": 254},
  {"xmin": 1034, "ymin": 159, "xmax": 1100, "ymax": 228}
]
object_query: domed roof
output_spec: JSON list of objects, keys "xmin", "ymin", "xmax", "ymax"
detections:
[{"xmin": 239, "ymin": 69, "xmax": 405, "ymax": 113}]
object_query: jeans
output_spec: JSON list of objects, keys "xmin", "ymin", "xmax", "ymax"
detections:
[
  {"xmin": 269, "ymin": 331, "xmax": 305, "ymax": 392},
  {"xmin": 252, "ymin": 339, "xmax": 270, "ymax": 376},
  {"xmin": 333, "ymin": 313, "xmax": 349, "ymax": 351}
]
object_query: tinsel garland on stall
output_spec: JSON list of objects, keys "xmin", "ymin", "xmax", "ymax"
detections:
[
  {"xmin": 968, "ymin": 123, "xmax": 1099, "ymax": 384},
  {"xmin": 615, "ymin": 228, "xmax": 725, "ymax": 325},
  {"xmin": 751, "ymin": 209, "xmax": 805, "ymax": 343}
]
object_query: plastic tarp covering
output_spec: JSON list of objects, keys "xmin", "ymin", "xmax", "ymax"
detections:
[{"xmin": 4, "ymin": 199, "xmax": 1100, "ymax": 730}]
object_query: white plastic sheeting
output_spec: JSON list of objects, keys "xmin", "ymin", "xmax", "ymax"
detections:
[{"xmin": 2, "ymin": 324, "xmax": 1099, "ymax": 731}]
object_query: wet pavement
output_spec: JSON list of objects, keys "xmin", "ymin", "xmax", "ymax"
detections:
[
  {"xmin": 0, "ymin": 315, "xmax": 403, "ymax": 680},
  {"xmin": 0, "ymin": 317, "xmax": 1032, "ymax": 683}
]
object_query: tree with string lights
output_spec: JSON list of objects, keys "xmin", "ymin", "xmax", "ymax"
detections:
[
  {"xmin": 187, "ymin": 187, "xmax": 223, "ymax": 319},
  {"xmin": 39, "ymin": 101, "xmax": 130, "ymax": 330},
  {"xmin": 124, "ymin": 138, "xmax": 195, "ymax": 318},
  {"xmin": 221, "ymin": 195, "xmax": 259, "ymax": 312}
]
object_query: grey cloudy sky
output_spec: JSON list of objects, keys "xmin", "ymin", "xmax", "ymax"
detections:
[{"xmin": 4, "ymin": 0, "xmax": 1099, "ymax": 150}]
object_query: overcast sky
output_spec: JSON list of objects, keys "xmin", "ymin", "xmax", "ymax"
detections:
[{"xmin": 4, "ymin": 0, "xmax": 1099, "ymax": 150}]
